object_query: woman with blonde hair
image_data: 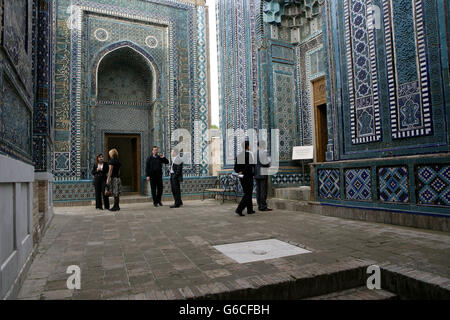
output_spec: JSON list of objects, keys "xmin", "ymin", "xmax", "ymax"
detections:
[{"xmin": 106, "ymin": 148, "xmax": 122, "ymax": 211}]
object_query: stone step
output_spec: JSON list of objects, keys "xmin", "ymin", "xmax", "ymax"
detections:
[
  {"xmin": 274, "ymin": 186, "xmax": 311, "ymax": 201},
  {"xmin": 305, "ymin": 286, "xmax": 397, "ymax": 300},
  {"xmin": 189, "ymin": 258, "xmax": 376, "ymax": 300},
  {"xmin": 268, "ymin": 198, "xmax": 313, "ymax": 212}
]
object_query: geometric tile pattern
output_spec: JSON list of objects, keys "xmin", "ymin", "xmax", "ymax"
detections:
[
  {"xmin": 54, "ymin": 177, "xmax": 218, "ymax": 201},
  {"xmin": 1, "ymin": 78, "xmax": 32, "ymax": 157},
  {"xmin": 345, "ymin": 168, "xmax": 372, "ymax": 201},
  {"xmin": 54, "ymin": 152, "xmax": 70, "ymax": 171},
  {"xmin": 378, "ymin": 167, "xmax": 409, "ymax": 203},
  {"xmin": 416, "ymin": 165, "xmax": 450, "ymax": 207},
  {"xmin": 54, "ymin": 181, "xmax": 95, "ymax": 201},
  {"xmin": 318, "ymin": 169, "xmax": 341, "ymax": 200},
  {"xmin": 273, "ymin": 70, "xmax": 298, "ymax": 161},
  {"xmin": 196, "ymin": 6, "xmax": 209, "ymax": 175},
  {"xmin": 344, "ymin": 0, "xmax": 381, "ymax": 144},
  {"xmin": 217, "ymin": 0, "xmax": 261, "ymax": 164},
  {"xmin": 383, "ymin": 0, "xmax": 433, "ymax": 139},
  {"xmin": 271, "ymin": 173, "xmax": 311, "ymax": 186}
]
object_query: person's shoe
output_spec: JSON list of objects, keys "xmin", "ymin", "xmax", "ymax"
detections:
[
  {"xmin": 260, "ymin": 208, "xmax": 273, "ymax": 212},
  {"xmin": 154, "ymin": 203, "xmax": 159, "ymax": 207},
  {"xmin": 235, "ymin": 210, "xmax": 244, "ymax": 216},
  {"xmin": 248, "ymin": 210, "xmax": 256, "ymax": 214},
  {"xmin": 170, "ymin": 205, "xmax": 180, "ymax": 208},
  {"xmin": 110, "ymin": 207, "xmax": 119, "ymax": 212},
  {"xmin": 158, "ymin": 202, "xmax": 163, "ymax": 206}
]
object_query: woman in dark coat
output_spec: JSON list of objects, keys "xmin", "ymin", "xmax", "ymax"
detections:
[
  {"xmin": 107, "ymin": 148, "xmax": 122, "ymax": 211},
  {"xmin": 92, "ymin": 153, "xmax": 110, "ymax": 210}
]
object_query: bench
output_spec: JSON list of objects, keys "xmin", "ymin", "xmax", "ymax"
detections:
[{"xmin": 202, "ymin": 173, "xmax": 239, "ymax": 204}]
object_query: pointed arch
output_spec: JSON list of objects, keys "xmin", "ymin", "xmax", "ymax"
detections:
[{"xmin": 90, "ymin": 41, "xmax": 161, "ymax": 102}]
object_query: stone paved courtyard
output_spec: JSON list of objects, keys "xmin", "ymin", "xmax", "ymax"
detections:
[{"xmin": 17, "ymin": 200, "xmax": 450, "ymax": 300}]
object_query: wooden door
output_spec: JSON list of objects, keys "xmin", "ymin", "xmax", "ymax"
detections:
[
  {"xmin": 105, "ymin": 134, "xmax": 141, "ymax": 193},
  {"xmin": 312, "ymin": 78, "xmax": 328, "ymax": 163}
]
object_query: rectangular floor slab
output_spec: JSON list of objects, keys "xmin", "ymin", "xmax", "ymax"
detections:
[{"xmin": 213, "ymin": 239, "xmax": 311, "ymax": 263}]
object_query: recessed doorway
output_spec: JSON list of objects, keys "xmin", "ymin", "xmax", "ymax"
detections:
[
  {"xmin": 312, "ymin": 77, "xmax": 328, "ymax": 163},
  {"xmin": 105, "ymin": 134, "xmax": 141, "ymax": 193}
]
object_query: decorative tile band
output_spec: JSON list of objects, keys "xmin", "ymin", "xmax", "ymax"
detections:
[
  {"xmin": 315, "ymin": 157, "xmax": 450, "ymax": 214},
  {"xmin": 344, "ymin": 0, "xmax": 381, "ymax": 144},
  {"xmin": 54, "ymin": 176, "xmax": 218, "ymax": 201},
  {"xmin": 383, "ymin": 0, "xmax": 433, "ymax": 139}
]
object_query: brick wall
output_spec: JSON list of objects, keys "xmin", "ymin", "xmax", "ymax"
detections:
[
  {"xmin": 32, "ymin": 182, "xmax": 40, "ymax": 244},
  {"xmin": 33, "ymin": 180, "xmax": 49, "ymax": 244}
]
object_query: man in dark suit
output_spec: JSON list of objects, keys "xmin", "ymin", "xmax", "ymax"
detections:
[
  {"xmin": 255, "ymin": 140, "xmax": 273, "ymax": 212},
  {"xmin": 234, "ymin": 140, "xmax": 255, "ymax": 216},
  {"xmin": 169, "ymin": 148, "xmax": 183, "ymax": 208},
  {"xmin": 146, "ymin": 146, "xmax": 169, "ymax": 207}
]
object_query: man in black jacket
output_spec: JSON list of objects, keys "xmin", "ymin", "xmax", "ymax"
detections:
[
  {"xmin": 255, "ymin": 140, "xmax": 273, "ymax": 212},
  {"xmin": 146, "ymin": 146, "xmax": 169, "ymax": 207},
  {"xmin": 234, "ymin": 140, "xmax": 256, "ymax": 216},
  {"xmin": 169, "ymin": 148, "xmax": 183, "ymax": 208}
]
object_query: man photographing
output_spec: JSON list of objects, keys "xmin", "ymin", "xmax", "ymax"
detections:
[
  {"xmin": 146, "ymin": 146, "xmax": 169, "ymax": 207},
  {"xmin": 169, "ymin": 148, "xmax": 184, "ymax": 208}
]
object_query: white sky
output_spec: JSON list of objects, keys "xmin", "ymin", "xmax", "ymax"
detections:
[{"xmin": 206, "ymin": 0, "xmax": 220, "ymax": 127}]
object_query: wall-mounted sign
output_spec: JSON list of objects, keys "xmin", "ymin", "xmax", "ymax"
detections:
[{"xmin": 292, "ymin": 146, "xmax": 314, "ymax": 160}]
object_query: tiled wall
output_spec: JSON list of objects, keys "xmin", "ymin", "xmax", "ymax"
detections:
[
  {"xmin": 324, "ymin": 0, "xmax": 450, "ymax": 161},
  {"xmin": 314, "ymin": 155, "xmax": 450, "ymax": 216},
  {"xmin": 54, "ymin": 176, "xmax": 218, "ymax": 202},
  {"xmin": 52, "ymin": 0, "xmax": 210, "ymax": 180},
  {"xmin": 316, "ymin": 0, "xmax": 450, "ymax": 216}
]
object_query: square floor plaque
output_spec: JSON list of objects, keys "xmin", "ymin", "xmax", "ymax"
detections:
[{"xmin": 213, "ymin": 239, "xmax": 311, "ymax": 264}]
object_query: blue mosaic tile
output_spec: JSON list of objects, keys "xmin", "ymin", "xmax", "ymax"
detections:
[
  {"xmin": 345, "ymin": 168, "xmax": 372, "ymax": 201},
  {"xmin": 318, "ymin": 169, "xmax": 340, "ymax": 200},
  {"xmin": 382, "ymin": 0, "xmax": 433, "ymax": 139},
  {"xmin": 344, "ymin": 0, "xmax": 381, "ymax": 144},
  {"xmin": 378, "ymin": 167, "xmax": 409, "ymax": 203},
  {"xmin": 417, "ymin": 165, "xmax": 450, "ymax": 207}
]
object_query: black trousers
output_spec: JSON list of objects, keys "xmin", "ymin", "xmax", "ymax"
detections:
[
  {"xmin": 256, "ymin": 177, "xmax": 268, "ymax": 210},
  {"xmin": 94, "ymin": 176, "xmax": 109, "ymax": 209},
  {"xmin": 150, "ymin": 173, "xmax": 164, "ymax": 204},
  {"xmin": 237, "ymin": 178, "xmax": 254, "ymax": 213},
  {"xmin": 170, "ymin": 175, "xmax": 183, "ymax": 206}
]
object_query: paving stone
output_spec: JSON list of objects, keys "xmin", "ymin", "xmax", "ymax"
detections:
[
  {"xmin": 42, "ymin": 290, "xmax": 73, "ymax": 300},
  {"xmin": 13, "ymin": 200, "xmax": 450, "ymax": 300}
]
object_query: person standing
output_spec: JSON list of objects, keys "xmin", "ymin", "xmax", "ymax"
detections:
[
  {"xmin": 169, "ymin": 148, "xmax": 184, "ymax": 208},
  {"xmin": 145, "ymin": 146, "xmax": 169, "ymax": 207},
  {"xmin": 106, "ymin": 149, "xmax": 122, "ymax": 211},
  {"xmin": 234, "ymin": 140, "xmax": 256, "ymax": 216},
  {"xmin": 92, "ymin": 153, "xmax": 110, "ymax": 210},
  {"xmin": 255, "ymin": 141, "xmax": 273, "ymax": 212}
]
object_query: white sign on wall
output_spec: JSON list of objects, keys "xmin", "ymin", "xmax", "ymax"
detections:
[{"xmin": 292, "ymin": 146, "xmax": 314, "ymax": 160}]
